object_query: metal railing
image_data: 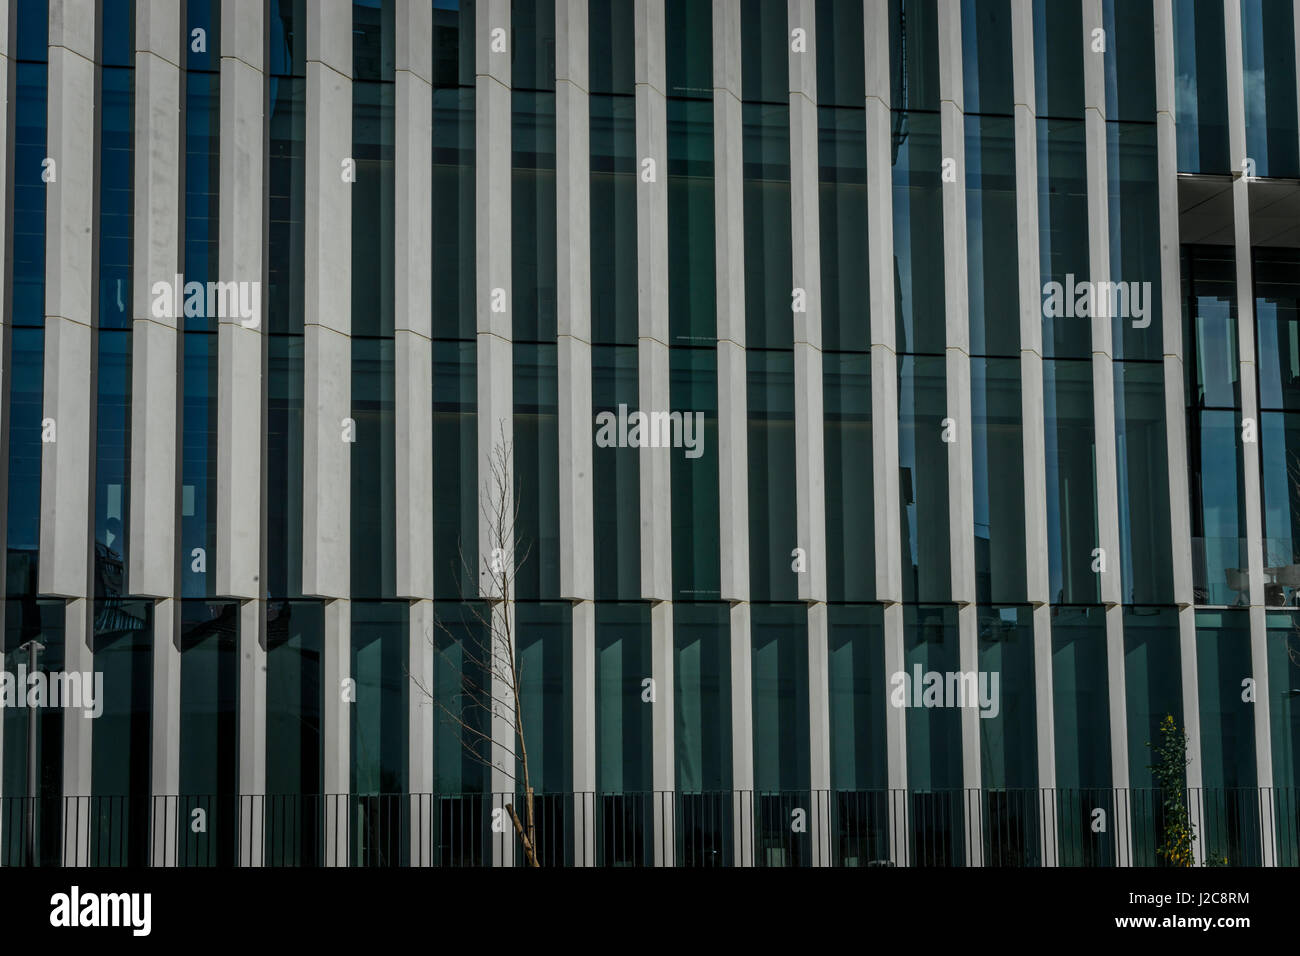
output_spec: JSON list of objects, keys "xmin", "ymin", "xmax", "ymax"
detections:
[{"xmin": 1, "ymin": 788, "xmax": 1295, "ymax": 867}]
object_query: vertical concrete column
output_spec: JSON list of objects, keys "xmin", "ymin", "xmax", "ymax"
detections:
[
  {"xmin": 937, "ymin": 3, "xmax": 980, "ymax": 862},
  {"xmin": 555, "ymin": 0, "xmax": 597, "ymax": 863},
  {"xmin": 303, "ymin": 0, "xmax": 351, "ymax": 600},
  {"xmin": 636, "ymin": 0, "xmax": 672, "ymax": 601},
  {"xmin": 321, "ymin": 597, "xmax": 350, "ymax": 864},
  {"xmin": 44, "ymin": 3, "xmax": 95, "ymax": 860},
  {"xmin": 133, "ymin": 0, "xmax": 184, "ymax": 867},
  {"xmin": 61, "ymin": 600, "xmax": 92, "ymax": 865},
  {"xmin": 635, "ymin": 0, "xmax": 676, "ymax": 867},
  {"xmin": 714, "ymin": 0, "xmax": 753, "ymax": 866},
  {"xmin": 394, "ymin": 0, "xmax": 435, "ymax": 866},
  {"xmin": 40, "ymin": 0, "xmax": 94, "ymax": 602},
  {"xmin": 787, "ymin": 0, "xmax": 829, "ymax": 864},
  {"xmin": 408, "ymin": 599, "xmax": 434, "ymax": 864},
  {"xmin": 216, "ymin": 0, "xmax": 263, "ymax": 601},
  {"xmin": 556, "ymin": 0, "xmax": 594, "ymax": 602},
  {"xmin": 237, "ymin": 600, "xmax": 266, "ymax": 866},
  {"xmin": 394, "ymin": 0, "xmax": 434, "ymax": 604},
  {"xmin": 728, "ymin": 601, "xmax": 753, "ymax": 865},
  {"xmin": 571, "ymin": 600, "xmax": 597, "ymax": 865},
  {"xmin": 1153, "ymin": 0, "xmax": 1204, "ymax": 861},
  {"xmin": 303, "ymin": 0, "xmax": 352, "ymax": 869},
  {"xmin": 863, "ymin": 0, "xmax": 907, "ymax": 864},
  {"xmin": 477, "ymin": 0, "xmax": 515, "ymax": 866},
  {"xmin": 806, "ymin": 602, "xmax": 831, "ymax": 865},
  {"xmin": 650, "ymin": 601, "xmax": 675, "ymax": 864},
  {"xmin": 1223, "ymin": 0, "xmax": 1276, "ymax": 867},
  {"xmin": 150, "ymin": 600, "xmax": 180, "ymax": 866},
  {"xmin": 1083, "ymin": 0, "xmax": 1131, "ymax": 866},
  {"xmin": 1031, "ymin": 603, "xmax": 1058, "ymax": 865},
  {"xmin": 489, "ymin": 600, "xmax": 515, "ymax": 865},
  {"xmin": 130, "ymin": 0, "xmax": 181, "ymax": 599},
  {"xmin": 1011, "ymin": 0, "xmax": 1056, "ymax": 863}
]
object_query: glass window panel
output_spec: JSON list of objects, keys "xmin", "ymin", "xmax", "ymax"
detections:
[
  {"xmin": 1189, "ymin": 409, "xmax": 1247, "ymax": 605},
  {"xmin": 752, "ymin": 605, "xmax": 811, "ymax": 791},
  {"xmin": 1044, "ymin": 359, "xmax": 1099, "ymax": 604},
  {"xmin": 92, "ymin": 601, "xmax": 154, "ymax": 866},
  {"xmin": 815, "ymin": 0, "xmax": 865, "ymax": 108},
  {"xmin": 1183, "ymin": 245, "xmax": 1240, "ymax": 409},
  {"xmin": 899, "ymin": 355, "xmax": 950, "ymax": 603},
  {"xmin": 1173, "ymin": 0, "xmax": 1231, "ymax": 173},
  {"xmin": 978, "ymin": 605, "xmax": 1040, "ymax": 866},
  {"xmin": 818, "ymin": 106, "xmax": 870, "ymax": 353},
  {"xmin": 828, "ymin": 605, "xmax": 888, "ymax": 791},
  {"xmin": 1033, "ymin": 0, "xmax": 1084, "ymax": 118},
  {"xmin": 351, "ymin": 338, "xmax": 397, "ymax": 600},
  {"xmin": 965, "ymin": 114, "xmax": 1019, "ymax": 358},
  {"xmin": 1260, "ymin": 411, "xmax": 1300, "ymax": 573},
  {"xmin": 961, "ymin": 0, "xmax": 1013, "ymax": 116},
  {"xmin": 432, "ymin": 602, "xmax": 491, "ymax": 795},
  {"xmin": 186, "ymin": 0, "xmax": 222, "ymax": 72},
  {"xmin": 265, "ymin": 600, "xmax": 324, "ymax": 863},
  {"xmin": 513, "ymin": 344, "xmax": 561, "ymax": 599},
  {"xmin": 178, "ymin": 600, "xmax": 239, "ymax": 866},
  {"xmin": 1265, "ymin": 610, "xmax": 1300, "ymax": 857},
  {"xmin": 589, "ymin": 0, "xmax": 634, "ymax": 95},
  {"xmin": 353, "ymin": 0, "xmax": 395, "ymax": 82},
  {"xmin": 1102, "ymin": 0, "xmax": 1156, "ymax": 122},
  {"xmin": 6, "ymin": 329, "xmax": 44, "ymax": 595},
  {"xmin": 592, "ymin": 346, "xmax": 641, "ymax": 599},
  {"xmin": 432, "ymin": 87, "xmax": 476, "ymax": 340},
  {"xmin": 668, "ymin": 99, "xmax": 716, "ymax": 346},
  {"xmin": 1123, "ymin": 606, "xmax": 1183, "ymax": 865},
  {"xmin": 1115, "ymin": 362, "xmax": 1174, "ymax": 604},
  {"xmin": 1051, "ymin": 605, "xmax": 1115, "ymax": 866},
  {"xmin": 747, "ymin": 352, "xmax": 798, "ymax": 602},
  {"xmin": 13, "ymin": 64, "xmax": 47, "ymax": 327},
  {"xmin": 665, "ymin": 0, "xmax": 712, "ymax": 98},
  {"xmin": 512, "ymin": 0, "xmax": 555, "ymax": 91},
  {"xmin": 972, "ymin": 358, "xmax": 1026, "ymax": 605},
  {"xmin": 1195, "ymin": 609, "xmax": 1262, "ymax": 865},
  {"xmin": 670, "ymin": 348, "xmax": 721, "ymax": 599},
  {"xmin": 433, "ymin": 340, "xmax": 478, "ymax": 598},
  {"xmin": 902, "ymin": 605, "xmax": 965, "ymax": 866},
  {"xmin": 432, "ymin": 0, "xmax": 475, "ymax": 90},
  {"xmin": 351, "ymin": 601, "xmax": 409, "ymax": 795},
  {"xmin": 1037, "ymin": 118, "xmax": 1091, "ymax": 359},
  {"xmin": 823, "ymin": 353, "xmax": 874, "ymax": 602},
  {"xmin": 1255, "ymin": 248, "xmax": 1300, "ymax": 412},
  {"xmin": 94, "ymin": 331, "xmax": 131, "ymax": 599},
  {"xmin": 595, "ymin": 603, "xmax": 653, "ymax": 865},
  {"xmin": 2, "ymin": 601, "xmax": 65, "ymax": 866},
  {"xmin": 99, "ymin": 68, "xmax": 132, "ymax": 331},
  {"xmin": 1242, "ymin": 0, "xmax": 1299, "ymax": 179},
  {"xmin": 741, "ymin": 0, "xmax": 789, "ymax": 104},
  {"xmin": 889, "ymin": 0, "xmax": 941, "ymax": 113},
  {"xmin": 893, "ymin": 111, "xmax": 945, "ymax": 356},
  {"xmin": 352, "ymin": 81, "xmax": 395, "ymax": 339},
  {"xmin": 512, "ymin": 91, "xmax": 558, "ymax": 343},
  {"xmin": 267, "ymin": 336, "xmax": 305, "ymax": 599},
  {"xmin": 591, "ymin": 95, "xmax": 638, "ymax": 345},
  {"xmin": 269, "ymin": 0, "xmax": 307, "ymax": 78},
  {"xmin": 674, "ymin": 603, "xmax": 733, "ymax": 865},
  {"xmin": 1106, "ymin": 123, "xmax": 1162, "ymax": 361},
  {"xmin": 267, "ymin": 76, "xmax": 306, "ymax": 336},
  {"xmin": 743, "ymin": 103, "xmax": 793, "ymax": 350}
]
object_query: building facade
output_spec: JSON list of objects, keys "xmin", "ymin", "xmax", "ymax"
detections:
[{"xmin": 0, "ymin": 0, "xmax": 1298, "ymax": 867}]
